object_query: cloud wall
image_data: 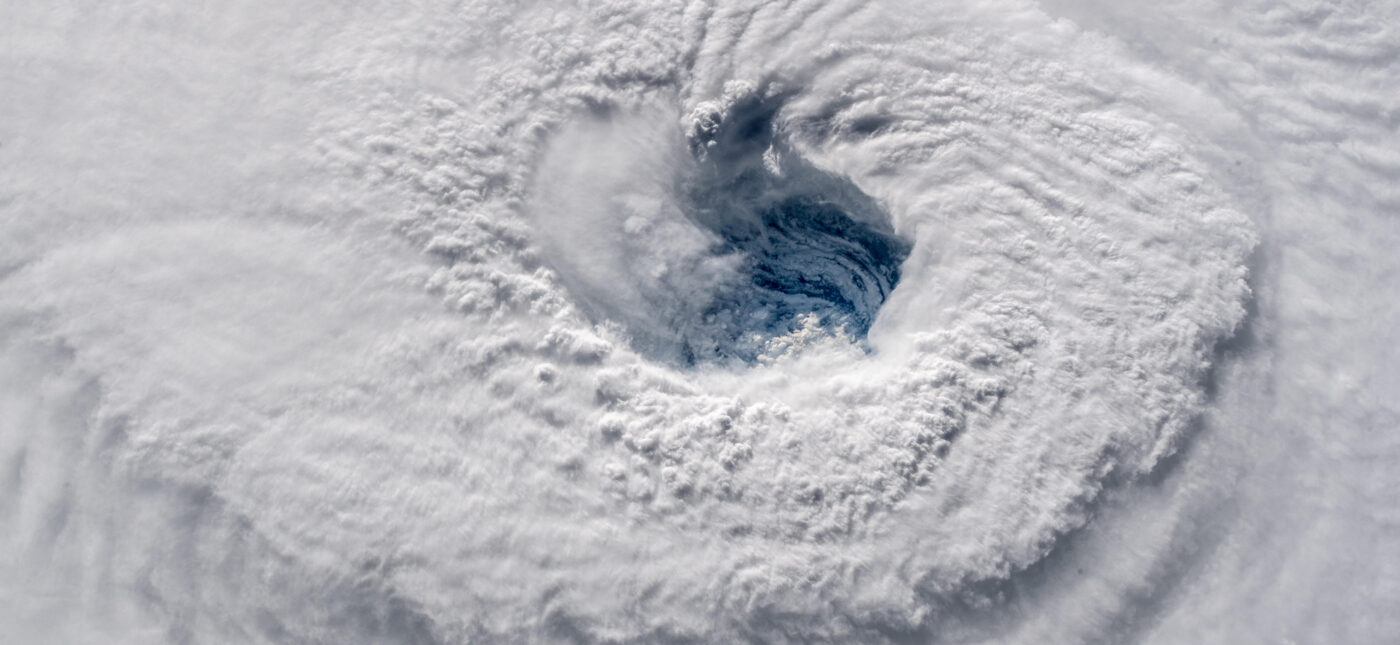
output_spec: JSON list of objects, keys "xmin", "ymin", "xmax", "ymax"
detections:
[{"xmin": 1, "ymin": 1, "xmax": 1395, "ymax": 643}]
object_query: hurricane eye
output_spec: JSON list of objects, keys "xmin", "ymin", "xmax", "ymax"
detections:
[
  {"xmin": 678, "ymin": 170, "xmax": 908, "ymax": 364},
  {"xmin": 528, "ymin": 93, "xmax": 909, "ymax": 367},
  {"xmin": 665, "ymin": 93, "xmax": 910, "ymax": 364}
]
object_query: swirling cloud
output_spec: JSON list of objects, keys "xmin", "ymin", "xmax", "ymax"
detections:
[{"xmin": 1, "ymin": 1, "xmax": 1395, "ymax": 644}]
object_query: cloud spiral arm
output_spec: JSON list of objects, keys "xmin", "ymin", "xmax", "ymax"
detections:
[{"xmin": 13, "ymin": 0, "xmax": 1399, "ymax": 643}]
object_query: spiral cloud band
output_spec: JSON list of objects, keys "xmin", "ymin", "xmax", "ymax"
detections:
[{"xmin": 2, "ymin": 0, "xmax": 1397, "ymax": 643}]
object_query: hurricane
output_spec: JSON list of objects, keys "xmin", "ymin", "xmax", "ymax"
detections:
[{"xmin": 2, "ymin": 1, "xmax": 1397, "ymax": 643}]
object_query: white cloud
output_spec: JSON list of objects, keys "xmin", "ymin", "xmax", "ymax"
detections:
[{"xmin": 1, "ymin": 0, "xmax": 1395, "ymax": 643}]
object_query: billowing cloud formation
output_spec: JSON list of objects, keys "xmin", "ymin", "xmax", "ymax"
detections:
[{"xmin": 1, "ymin": 1, "xmax": 1396, "ymax": 644}]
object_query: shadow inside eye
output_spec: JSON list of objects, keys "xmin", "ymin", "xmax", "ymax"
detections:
[{"xmin": 670, "ymin": 92, "xmax": 910, "ymax": 365}]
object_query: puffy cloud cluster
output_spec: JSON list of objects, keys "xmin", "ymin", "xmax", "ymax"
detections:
[{"xmin": 2, "ymin": 0, "xmax": 1395, "ymax": 643}]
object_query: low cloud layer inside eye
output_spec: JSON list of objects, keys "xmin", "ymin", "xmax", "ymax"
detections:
[
  {"xmin": 531, "ymin": 87, "xmax": 909, "ymax": 365},
  {"xmin": 678, "ymin": 87, "xmax": 909, "ymax": 363}
]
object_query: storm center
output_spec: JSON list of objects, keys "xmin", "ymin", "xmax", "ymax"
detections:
[
  {"xmin": 671, "ymin": 90, "xmax": 910, "ymax": 364},
  {"xmin": 531, "ymin": 92, "xmax": 909, "ymax": 366}
]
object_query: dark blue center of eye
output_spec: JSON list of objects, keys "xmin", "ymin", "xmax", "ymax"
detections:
[{"xmin": 672, "ymin": 93, "xmax": 909, "ymax": 365}]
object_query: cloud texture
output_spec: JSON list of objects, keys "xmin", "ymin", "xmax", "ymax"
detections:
[{"xmin": 1, "ymin": 1, "xmax": 1396, "ymax": 643}]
